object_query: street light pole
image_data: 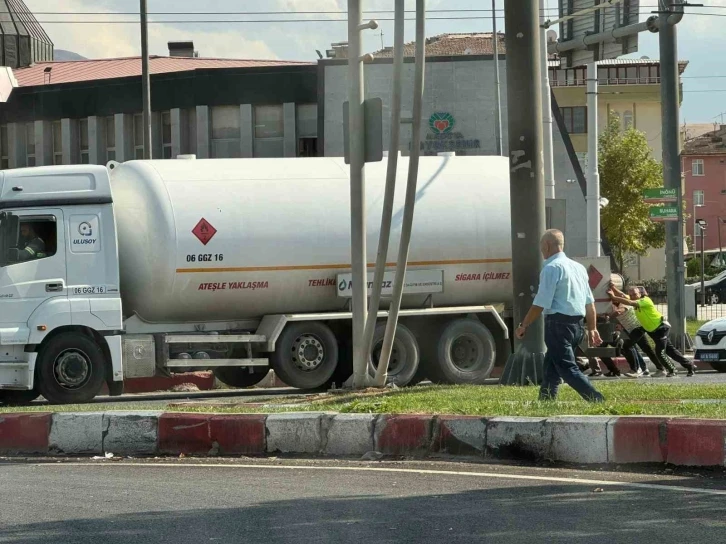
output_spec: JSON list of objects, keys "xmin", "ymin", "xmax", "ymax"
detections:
[
  {"xmin": 700, "ymin": 224, "xmax": 706, "ymax": 306},
  {"xmin": 140, "ymin": 0, "xmax": 152, "ymax": 160}
]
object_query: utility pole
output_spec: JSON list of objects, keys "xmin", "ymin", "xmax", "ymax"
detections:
[
  {"xmin": 492, "ymin": 0, "xmax": 503, "ymax": 156},
  {"xmin": 347, "ymin": 0, "xmax": 369, "ymax": 388},
  {"xmin": 140, "ymin": 0, "xmax": 152, "ymax": 159},
  {"xmin": 700, "ymin": 223, "xmax": 706, "ymax": 307},
  {"xmin": 540, "ymin": 0, "xmax": 555, "ymax": 199},
  {"xmin": 659, "ymin": 0, "xmax": 686, "ymax": 349},
  {"xmin": 586, "ymin": 62, "xmax": 601, "ymax": 257},
  {"xmin": 499, "ymin": 0, "xmax": 547, "ymax": 385}
]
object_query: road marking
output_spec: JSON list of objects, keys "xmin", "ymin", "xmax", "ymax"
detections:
[{"xmin": 40, "ymin": 462, "xmax": 726, "ymax": 496}]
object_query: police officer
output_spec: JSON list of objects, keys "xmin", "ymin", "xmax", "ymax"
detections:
[{"xmin": 18, "ymin": 223, "xmax": 45, "ymax": 262}]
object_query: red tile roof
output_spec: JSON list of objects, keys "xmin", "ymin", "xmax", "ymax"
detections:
[
  {"xmin": 372, "ymin": 32, "xmax": 505, "ymax": 58},
  {"xmin": 13, "ymin": 56, "xmax": 314, "ymax": 87},
  {"xmin": 683, "ymin": 126, "xmax": 726, "ymax": 156}
]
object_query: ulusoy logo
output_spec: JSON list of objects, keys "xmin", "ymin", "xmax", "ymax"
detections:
[
  {"xmin": 78, "ymin": 222, "xmax": 93, "ymax": 237},
  {"xmin": 429, "ymin": 112, "xmax": 455, "ymax": 134}
]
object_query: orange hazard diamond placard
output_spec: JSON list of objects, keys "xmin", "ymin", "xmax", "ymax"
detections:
[{"xmin": 192, "ymin": 218, "xmax": 217, "ymax": 246}]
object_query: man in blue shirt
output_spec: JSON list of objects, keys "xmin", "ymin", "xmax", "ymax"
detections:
[{"xmin": 515, "ymin": 230, "xmax": 605, "ymax": 402}]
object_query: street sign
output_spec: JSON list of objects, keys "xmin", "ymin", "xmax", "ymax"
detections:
[
  {"xmin": 643, "ymin": 187, "xmax": 678, "ymax": 203},
  {"xmin": 649, "ymin": 206, "xmax": 679, "ymax": 222},
  {"xmin": 556, "ymin": 0, "xmax": 640, "ymax": 68}
]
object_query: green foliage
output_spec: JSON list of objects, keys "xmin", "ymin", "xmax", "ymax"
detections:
[{"xmin": 599, "ymin": 113, "xmax": 665, "ymax": 274}]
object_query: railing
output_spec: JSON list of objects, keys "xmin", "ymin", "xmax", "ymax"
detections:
[{"xmin": 550, "ymin": 77, "xmax": 661, "ymax": 87}]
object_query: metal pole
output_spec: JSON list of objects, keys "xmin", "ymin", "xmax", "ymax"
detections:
[
  {"xmin": 540, "ymin": 0, "xmax": 555, "ymax": 199},
  {"xmin": 719, "ymin": 217, "xmax": 723, "ymax": 263},
  {"xmin": 373, "ymin": 0, "xmax": 426, "ymax": 386},
  {"xmin": 140, "ymin": 0, "xmax": 152, "ymax": 160},
  {"xmin": 505, "ymin": 0, "xmax": 546, "ymax": 357},
  {"xmin": 586, "ymin": 62, "xmax": 601, "ymax": 257},
  {"xmin": 492, "ymin": 0, "xmax": 503, "ymax": 156},
  {"xmin": 701, "ymin": 226, "xmax": 705, "ymax": 306},
  {"xmin": 659, "ymin": 0, "xmax": 687, "ymax": 350},
  {"xmin": 348, "ymin": 0, "xmax": 369, "ymax": 388},
  {"xmin": 363, "ymin": 0, "xmax": 405, "ymax": 377}
]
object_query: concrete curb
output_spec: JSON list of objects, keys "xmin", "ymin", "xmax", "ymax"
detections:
[{"xmin": 1, "ymin": 412, "xmax": 725, "ymax": 468}]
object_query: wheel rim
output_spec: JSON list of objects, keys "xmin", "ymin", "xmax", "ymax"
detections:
[
  {"xmin": 292, "ymin": 334, "xmax": 325, "ymax": 372},
  {"xmin": 371, "ymin": 341, "xmax": 403, "ymax": 375},
  {"xmin": 53, "ymin": 349, "xmax": 92, "ymax": 390},
  {"xmin": 449, "ymin": 333, "xmax": 485, "ymax": 372}
]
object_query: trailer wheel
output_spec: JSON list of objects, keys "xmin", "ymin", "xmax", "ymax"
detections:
[
  {"xmin": 368, "ymin": 323, "xmax": 420, "ymax": 387},
  {"xmin": 428, "ymin": 319, "xmax": 497, "ymax": 384},
  {"xmin": 0, "ymin": 389, "xmax": 40, "ymax": 406},
  {"xmin": 271, "ymin": 322, "xmax": 338, "ymax": 389},
  {"xmin": 213, "ymin": 367, "xmax": 269, "ymax": 388},
  {"xmin": 36, "ymin": 333, "xmax": 106, "ymax": 404}
]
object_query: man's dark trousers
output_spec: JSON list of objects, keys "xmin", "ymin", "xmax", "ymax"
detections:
[{"xmin": 539, "ymin": 314, "xmax": 605, "ymax": 402}]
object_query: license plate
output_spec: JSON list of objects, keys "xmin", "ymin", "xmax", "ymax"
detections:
[{"xmin": 699, "ymin": 352, "xmax": 720, "ymax": 361}]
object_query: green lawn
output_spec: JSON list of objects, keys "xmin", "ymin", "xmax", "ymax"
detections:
[
  {"xmin": 5, "ymin": 381, "xmax": 726, "ymax": 419},
  {"xmin": 168, "ymin": 382, "xmax": 726, "ymax": 419}
]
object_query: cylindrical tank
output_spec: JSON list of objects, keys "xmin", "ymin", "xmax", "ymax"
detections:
[{"xmin": 109, "ymin": 156, "xmax": 513, "ymax": 324}]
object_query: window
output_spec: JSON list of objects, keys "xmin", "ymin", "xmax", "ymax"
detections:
[
  {"xmin": 623, "ymin": 110, "xmax": 633, "ymax": 130},
  {"xmin": 25, "ymin": 122, "xmax": 35, "ymax": 167},
  {"xmin": 79, "ymin": 119, "xmax": 89, "ymax": 164},
  {"xmin": 105, "ymin": 116, "xmax": 116, "ymax": 162},
  {"xmin": 52, "ymin": 120, "xmax": 62, "ymax": 165},
  {"xmin": 4, "ymin": 216, "xmax": 58, "ymax": 265},
  {"xmin": 161, "ymin": 111, "xmax": 172, "ymax": 159},
  {"xmin": 133, "ymin": 113, "xmax": 144, "ymax": 160},
  {"xmin": 296, "ymin": 104, "xmax": 317, "ymax": 157},
  {"xmin": 692, "ymin": 159, "xmax": 705, "ymax": 176},
  {"xmin": 211, "ymin": 105, "xmax": 241, "ymax": 158},
  {"xmin": 693, "ymin": 190, "xmax": 704, "ymax": 207},
  {"xmin": 0, "ymin": 125, "xmax": 8, "ymax": 169},
  {"xmin": 560, "ymin": 106, "xmax": 587, "ymax": 134},
  {"xmin": 254, "ymin": 105, "xmax": 284, "ymax": 158}
]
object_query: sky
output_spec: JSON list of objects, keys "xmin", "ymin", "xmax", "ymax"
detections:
[{"xmin": 24, "ymin": 0, "xmax": 726, "ymax": 123}]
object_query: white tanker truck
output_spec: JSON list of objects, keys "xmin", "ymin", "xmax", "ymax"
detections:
[{"xmin": 0, "ymin": 155, "xmax": 614, "ymax": 404}]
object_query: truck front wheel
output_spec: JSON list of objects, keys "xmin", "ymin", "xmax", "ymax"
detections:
[
  {"xmin": 271, "ymin": 322, "xmax": 338, "ymax": 389},
  {"xmin": 36, "ymin": 333, "xmax": 106, "ymax": 404}
]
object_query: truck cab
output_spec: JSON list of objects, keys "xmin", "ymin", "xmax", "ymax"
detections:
[{"xmin": 0, "ymin": 165, "xmax": 123, "ymax": 404}]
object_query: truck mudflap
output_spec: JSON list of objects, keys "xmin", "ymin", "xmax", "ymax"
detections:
[{"xmin": 105, "ymin": 334, "xmax": 124, "ymax": 382}]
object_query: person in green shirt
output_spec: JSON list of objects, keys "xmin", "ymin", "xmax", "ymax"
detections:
[{"xmin": 608, "ymin": 285, "xmax": 696, "ymax": 377}]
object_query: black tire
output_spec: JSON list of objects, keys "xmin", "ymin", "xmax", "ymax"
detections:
[
  {"xmin": 368, "ymin": 323, "xmax": 420, "ymax": 387},
  {"xmin": 428, "ymin": 319, "xmax": 497, "ymax": 384},
  {"xmin": 270, "ymin": 322, "xmax": 338, "ymax": 389},
  {"xmin": 710, "ymin": 362, "xmax": 726, "ymax": 373},
  {"xmin": 36, "ymin": 333, "xmax": 107, "ymax": 404},
  {"xmin": 0, "ymin": 389, "xmax": 41, "ymax": 406},
  {"xmin": 213, "ymin": 367, "xmax": 269, "ymax": 388}
]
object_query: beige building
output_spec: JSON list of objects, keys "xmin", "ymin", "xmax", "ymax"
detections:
[{"xmin": 550, "ymin": 58, "xmax": 689, "ymax": 281}]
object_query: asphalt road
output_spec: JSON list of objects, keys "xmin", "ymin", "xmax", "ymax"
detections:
[{"xmin": 1, "ymin": 458, "xmax": 725, "ymax": 543}]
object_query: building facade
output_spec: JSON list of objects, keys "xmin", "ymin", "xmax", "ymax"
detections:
[
  {"xmin": 682, "ymin": 126, "xmax": 726, "ymax": 257},
  {"xmin": 0, "ymin": 51, "xmax": 319, "ymax": 168},
  {"xmin": 320, "ymin": 34, "xmax": 685, "ymax": 270}
]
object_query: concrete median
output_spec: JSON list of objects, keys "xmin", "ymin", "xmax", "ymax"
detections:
[{"xmin": 0, "ymin": 411, "xmax": 723, "ymax": 468}]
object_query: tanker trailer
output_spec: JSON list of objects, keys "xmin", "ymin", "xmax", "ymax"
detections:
[{"xmin": 0, "ymin": 155, "xmax": 514, "ymax": 404}]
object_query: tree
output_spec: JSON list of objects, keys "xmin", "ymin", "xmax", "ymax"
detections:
[{"xmin": 599, "ymin": 113, "xmax": 665, "ymax": 274}]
